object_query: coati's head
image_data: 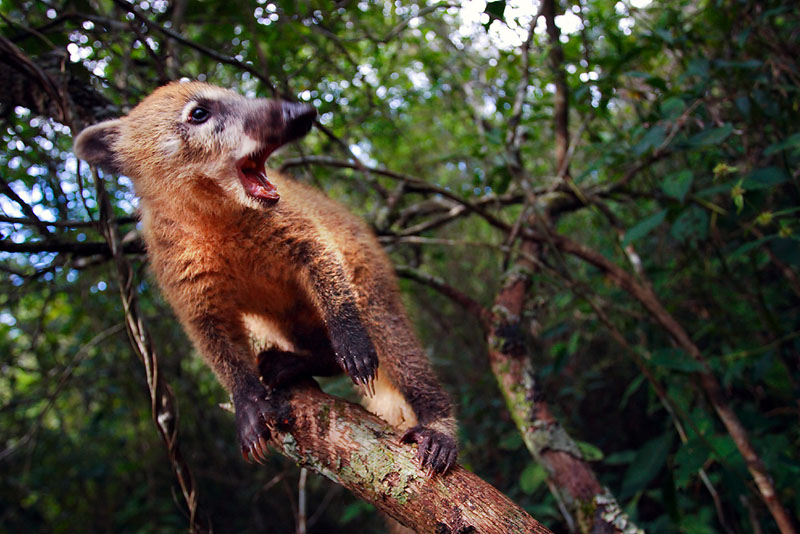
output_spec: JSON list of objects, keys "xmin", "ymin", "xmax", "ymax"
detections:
[{"xmin": 74, "ymin": 81, "xmax": 316, "ymax": 209}]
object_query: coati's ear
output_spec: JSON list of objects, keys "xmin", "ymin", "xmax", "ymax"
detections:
[{"xmin": 73, "ymin": 119, "xmax": 125, "ymax": 174}]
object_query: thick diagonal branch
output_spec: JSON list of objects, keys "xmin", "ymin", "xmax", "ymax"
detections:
[{"xmin": 260, "ymin": 382, "xmax": 551, "ymax": 534}]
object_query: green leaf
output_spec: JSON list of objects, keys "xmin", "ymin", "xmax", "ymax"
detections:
[
  {"xmin": 686, "ymin": 58, "xmax": 710, "ymax": 78},
  {"xmin": 519, "ymin": 462, "xmax": 548, "ymax": 494},
  {"xmin": 662, "ymin": 169, "xmax": 693, "ymax": 202},
  {"xmin": 605, "ymin": 450, "xmax": 636, "ymax": 465},
  {"xmin": 728, "ymin": 236, "xmax": 773, "ymax": 261},
  {"xmin": 653, "ymin": 28, "xmax": 674, "ymax": 44},
  {"xmin": 707, "ymin": 434, "xmax": 739, "ymax": 463},
  {"xmin": 576, "ymin": 440, "xmax": 604, "ymax": 462},
  {"xmin": 633, "ymin": 124, "xmax": 667, "ymax": 155},
  {"xmin": 486, "ymin": 127, "xmax": 504, "ymax": 145},
  {"xmin": 649, "ymin": 348, "xmax": 705, "ymax": 372},
  {"xmin": 623, "ymin": 209, "xmax": 667, "ymax": 246},
  {"xmin": 498, "ymin": 431, "xmax": 523, "ymax": 451},
  {"xmin": 743, "ymin": 167, "xmax": 789, "ymax": 190},
  {"xmin": 624, "ymin": 71, "xmax": 652, "ymax": 78},
  {"xmin": 670, "ymin": 206, "xmax": 708, "ymax": 244},
  {"xmin": 484, "ymin": 1, "xmax": 506, "ymax": 22},
  {"xmin": 679, "ymin": 514, "xmax": 716, "ymax": 534},
  {"xmin": 715, "ymin": 59, "xmax": 762, "ymax": 69},
  {"xmin": 661, "ymin": 97, "xmax": 686, "ymax": 119},
  {"xmin": 736, "ymin": 96, "xmax": 752, "ymax": 118},
  {"xmin": 764, "ymin": 133, "xmax": 800, "ymax": 156},
  {"xmin": 339, "ymin": 501, "xmax": 373, "ymax": 523},
  {"xmin": 674, "ymin": 438, "xmax": 710, "ymax": 488},
  {"xmin": 620, "ymin": 374, "xmax": 646, "ymax": 408},
  {"xmin": 621, "ymin": 433, "xmax": 674, "ymax": 498},
  {"xmin": 686, "ymin": 124, "xmax": 733, "ymax": 146}
]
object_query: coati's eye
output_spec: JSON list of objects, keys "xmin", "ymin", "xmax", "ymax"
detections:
[{"xmin": 188, "ymin": 106, "xmax": 211, "ymax": 124}]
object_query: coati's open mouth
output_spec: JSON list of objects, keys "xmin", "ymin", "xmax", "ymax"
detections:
[
  {"xmin": 236, "ymin": 148, "xmax": 279, "ymax": 205},
  {"xmin": 235, "ymin": 101, "xmax": 316, "ymax": 205}
]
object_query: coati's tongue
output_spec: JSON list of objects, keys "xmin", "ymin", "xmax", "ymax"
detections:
[
  {"xmin": 242, "ymin": 169, "xmax": 279, "ymax": 203},
  {"xmin": 237, "ymin": 156, "xmax": 279, "ymax": 204}
]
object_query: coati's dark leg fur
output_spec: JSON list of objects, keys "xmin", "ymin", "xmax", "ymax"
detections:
[
  {"xmin": 176, "ymin": 290, "xmax": 291, "ymax": 463},
  {"xmin": 282, "ymin": 236, "xmax": 379, "ymax": 391},
  {"xmin": 257, "ymin": 348, "xmax": 340, "ymax": 389}
]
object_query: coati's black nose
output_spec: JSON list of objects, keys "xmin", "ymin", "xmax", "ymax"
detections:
[
  {"xmin": 280, "ymin": 102, "xmax": 316, "ymax": 142},
  {"xmin": 243, "ymin": 100, "xmax": 317, "ymax": 147}
]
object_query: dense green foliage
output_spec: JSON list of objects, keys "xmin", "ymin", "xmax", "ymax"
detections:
[{"xmin": 1, "ymin": 0, "xmax": 798, "ymax": 532}]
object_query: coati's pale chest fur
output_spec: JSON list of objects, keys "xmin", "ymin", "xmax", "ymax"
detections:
[{"xmin": 74, "ymin": 82, "xmax": 457, "ymax": 473}]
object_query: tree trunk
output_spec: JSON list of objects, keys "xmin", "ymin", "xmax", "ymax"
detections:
[{"xmin": 488, "ymin": 243, "xmax": 640, "ymax": 534}]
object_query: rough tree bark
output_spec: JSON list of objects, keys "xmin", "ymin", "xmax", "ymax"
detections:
[
  {"xmin": 257, "ymin": 381, "xmax": 552, "ymax": 534},
  {"xmin": 488, "ymin": 243, "xmax": 640, "ymax": 534}
]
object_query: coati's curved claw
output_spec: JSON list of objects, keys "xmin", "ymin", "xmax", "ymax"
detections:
[
  {"xmin": 328, "ymin": 315, "xmax": 379, "ymax": 391},
  {"xmin": 251, "ymin": 445, "xmax": 265, "ymax": 465},
  {"xmin": 400, "ymin": 425, "xmax": 458, "ymax": 475},
  {"xmin": 365, "ymin": 376, "xmax": 376, "ymax": 398},
  {"xmin": 233, "ymin": 375, "xmax": 289, "ymax": 465}
]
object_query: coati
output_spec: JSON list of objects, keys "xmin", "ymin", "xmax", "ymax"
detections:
[{"xmin": 74, "ymin": 81, "xmax": 457, "ymax": 474}]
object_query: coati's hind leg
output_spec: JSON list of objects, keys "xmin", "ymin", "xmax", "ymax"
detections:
[{"xmin": 256, "ymin": 326, "xmax": 347, "ymax": 389}]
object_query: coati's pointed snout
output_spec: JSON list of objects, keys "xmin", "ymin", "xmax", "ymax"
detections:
[
  {"xmin": 280, "ymin": 102, "xmax": 316, "ymax": 142},
  {"xmin": 243, "ymin": 100, "xmax": 316, "ymax": 148}
]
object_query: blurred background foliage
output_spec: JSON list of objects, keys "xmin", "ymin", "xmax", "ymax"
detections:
[{"xmin": 0, "ymin": 0, "xmax": 798, "ymax": 532}]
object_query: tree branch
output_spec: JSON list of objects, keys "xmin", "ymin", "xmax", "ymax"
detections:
[
  {"xmin": 0, "ymin": 237, "xmax": 144, "ymax": 256},
  {"xmin": 280, "ymin": 155, "xmax": 512, "ymax": 231},
  {"xmin": 487, "ymin": 239, "xmax": 640, "ymax": 534},
  {"xmin": 394, "ymin": 264, "xmax": 490, "ymax": 326},
  {"xmin": 259, "ymin": 382, "xmax": 552, "ymax": 533},
  {"xmin": 0, "ymin": 214, "xmax": 136, "ymax": 228}
]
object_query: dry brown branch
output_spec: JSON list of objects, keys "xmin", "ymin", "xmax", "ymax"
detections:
[
  {"xmin": 0, "ymin": 175, "xmax": 53, "ymax": 237},
  {"xmin": 279, "ymin": 155, "xmax": 511, "ymax": 231},
  {"xmin": 0, "ymin": 236, "xmax": 144, "ymax": 256},
  {"xmin": 394, "ymin": 264, "xmax": 490, "ymax": 326},
  {"xmin": 0, "ymin": 214, "xmax": 137, "ymax": 228}
]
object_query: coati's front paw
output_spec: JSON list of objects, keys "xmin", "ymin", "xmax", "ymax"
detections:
[
  {"xmin": 400, "ymin": 425, "xmax": 458, "ymax": 475},
  {"xmin": 233, "ymin": 377, "xmax": 293, "ymax": 463},
  {"xmin": 328, "ymin": 317, "xmax": 379, "ymax": 396}
]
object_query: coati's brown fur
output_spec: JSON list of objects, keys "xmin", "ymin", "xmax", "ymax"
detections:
[{"xmin": 74, "ymin": 82, "xmax": 457, "ymax": 473}]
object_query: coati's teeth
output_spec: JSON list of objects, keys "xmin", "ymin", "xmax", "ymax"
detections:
[{"xmin": 236, "ymin": 149, "xmax": 279, "ymax": 203}]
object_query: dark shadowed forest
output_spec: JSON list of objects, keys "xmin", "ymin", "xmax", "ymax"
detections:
[{"xmin": 1, "ymin": 0, "xmax": 798, "ymax": 532}]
